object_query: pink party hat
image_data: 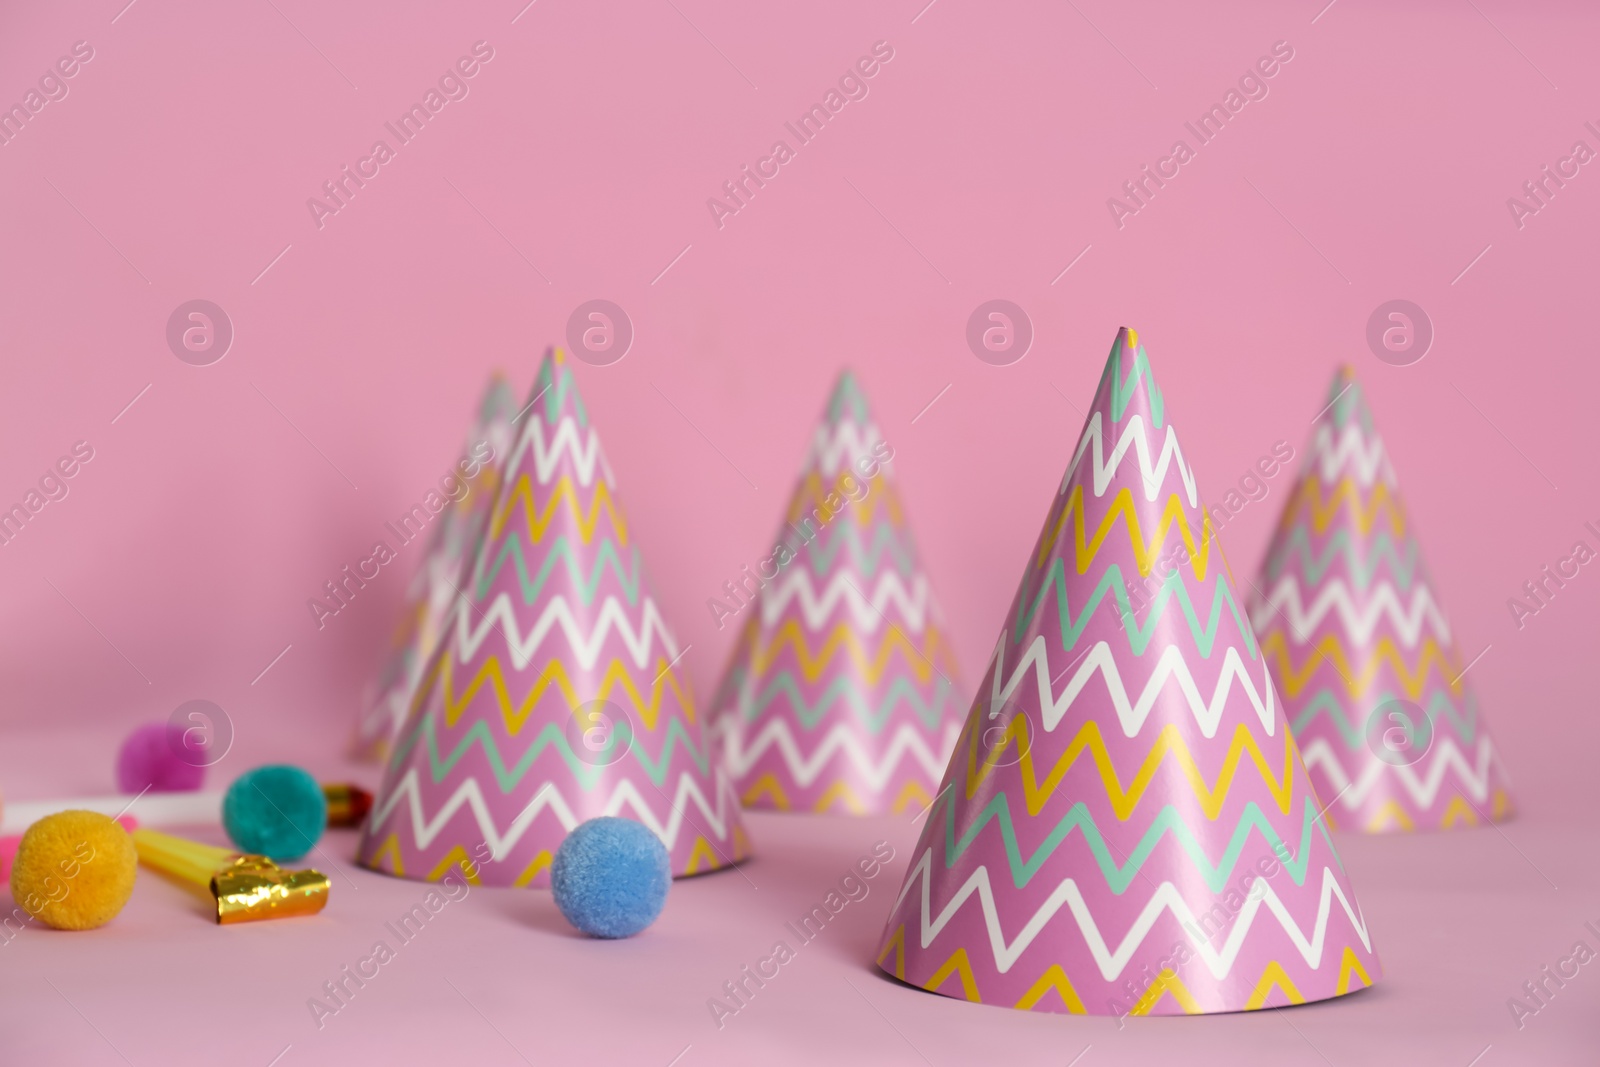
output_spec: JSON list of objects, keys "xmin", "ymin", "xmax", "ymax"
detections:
[
  {"xmin": 710, "ymin": 371, "xmax": 965, "ymax": 815},
  {"xmin": 875, "ymin": 329, "xmax": 1381, "ymax": 1015},
  {"xmin": 353, "ymin": 374, "xmax": 520, "ymax": 761},
  {"xmin": 1249, "ymin": 367, "xmax": 1514, "ymax": 832},
  {"xmin": 358, "ymin": 349, "xmax": 751, "ymax": 886}
]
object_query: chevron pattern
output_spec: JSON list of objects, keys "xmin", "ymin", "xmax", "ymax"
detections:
[
  {"xmin": 357, "ymin": 348, "xmax": 750, "ymax": 885},
  {"xmin": 354, "ymin": 374, "xmax": 520, "ymax": 761},
  {"xmin": 1249, "ymin": 367, "xmax": 1513, "ymax": 833},
  {"xmin": 875, "ymin": 329, "xmax": 1382, "ymax": 1015},
  {"xmin": 711, "ymin": 370, "xmax": 965, "ymax": 814}
]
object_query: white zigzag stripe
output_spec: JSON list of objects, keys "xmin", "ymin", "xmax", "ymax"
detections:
[
  {"xmin": 891, "ymin": 849, "xmax": 1373, "ymax": 980},
  {"xmin": 758, "ymin": 569, "xmax": 933, "ymax": 632},
  {"xmin": 1301, "ymin": 734, "xmax": 1508, "ymax": 808},
  {"xmin": 989, "ymin": 637, "xmax": 1277, "ymax": 739},
  {"xmin": 808, "ymin": 419, "xmax": 886, "ymax": 475},
  {"xmin": 1251, "ymin": 576, "xmax": 1450, "ymax": 646},
  {"xmin": 502, "ymin": 414, "xmax": 615, "ymax": 488},
  {"xmin": 719, "ymin": 719, "xmax": 960, "ymax": 788},
  {"xmin": 1308, "ymin": 422, "xmax": 1395, "ymax": 487},
  {"xmin": 370, "ymin": 765, "xmax": 739, "ymax": 854},
  {"xmin": 449, "ymin": 593, "xmax": 679, "ymax": 671},
  {"xmin": 1059, "ymin": 412, "xmax": 1198, "ymax": 506}
]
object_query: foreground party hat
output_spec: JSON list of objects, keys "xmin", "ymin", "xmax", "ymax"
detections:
[
  {"xmin": 352, "ymin": 374, "xmax": 520, "ymax": 761},
  {"xmin": 1249, "ymin": 367, "xmax": 1513, "ymax": 832},
  {"xmin": 875, "ymin": 329, "xmax": 1380, "ymax": 1015},
  {"xmin": 710, "ymin": 371, "xmax": 964, "ymax": 814},
  {"xmin": 358, "ymin": 349, "xmax": 751, "ymax": 886}
]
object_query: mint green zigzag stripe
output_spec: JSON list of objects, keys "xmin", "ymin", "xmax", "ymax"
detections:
[
  {"xmin": 826, "ymin": 371, "xmax": 871, "ymax": 424},
  {"xmin": 1011, "ymin": 560, "xmax": 1255, "ymax": 659},
  {"xmin": 726, "ymin": 671, "xmax": 959, "ymax": 731},
  {"xmin": 475, "ymin": 534, "xmax": 641, "ymax": 605},
  {"xmin": 1292, "ymin": 688, "xmax": 1479, "ymax": 746},
  {"xmin": 1264, "ymin": 527, "xmax": 1424, "ymax": 590},
  {"xmin": 1102, "ymin": 341, "xmax": 1165, "ymax": 428},
  {"xmin": 1327, "ymin": 376, "xmax": 1374, "ymax": 433},
  {"xmin": 941, "ymin": 790, "xmax": 1334, "ymax": 894},
  {"xmin": 537, "ymin": 357, "xmax": 589, "ymax": 427},
  {"xmin": 797, "ymin": 521, "xmax": 918, "ymax": 577},
  {"xmin": 390, "ymin": 711, "xmax": 709, "ymax": 792}
]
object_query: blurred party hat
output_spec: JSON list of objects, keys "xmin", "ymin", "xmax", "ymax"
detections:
[
  {"xmin": 1249, "ymin": 367, "xmax": 1513, "ymax": 832},
  {"xmin": 710, "ymin": 371, "xmax": 964, "ymax": 815},
  {"xmin": 358, "ymin": 349, "xmax": 751, "ymax": 886},
  {"xmin": 875, "ymin": 329, "xmax": 1380, "ymax": 1015},
  {"xmin": 352, "ymin": 374, "xmax": 519, "ymax": 761}
]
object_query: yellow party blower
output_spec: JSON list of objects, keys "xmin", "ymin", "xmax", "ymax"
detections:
[{"xmin": 132, "ymin": 829, "xmax": 329, "ymax": 924}]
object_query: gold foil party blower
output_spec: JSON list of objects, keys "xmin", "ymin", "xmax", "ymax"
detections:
[{"xmin": 132, "ymin": 829, "xmax": 330, "ymax": 924}]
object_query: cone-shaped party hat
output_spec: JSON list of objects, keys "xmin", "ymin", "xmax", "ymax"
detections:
[
  {"xmin": 710, "ymin": 371, "xmax": 964, "ymax": 815},
  {"xmin": 874, "ymin": 329, "xmax": 1380, "ymax": 1015},
  {"xmin": 1249, "ymin": 367, "xmax": 1513, "ymax": 832},
  {"xmin": 358, "ymin": 349, "xmax": 751, "ymax": 886},
  {"xmin": 353, "ymin": 374, "xmax": 520, "ymax": 761}
]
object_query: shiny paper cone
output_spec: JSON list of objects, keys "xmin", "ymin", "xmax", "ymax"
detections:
[
  {"xmin": 875, "ymin": 329, "xmax": 1381, "ymax": 1015},
  {"xmin": 1249, "ymin": 367, "xmax": 1514, "ymax": 832},
  {"xmin": 710, "ymin": 371, "xmax": 964, "ymax": 814},
  {"xmin": 358, "ymin": 349, "xmax": 750, "ymax": 886}
]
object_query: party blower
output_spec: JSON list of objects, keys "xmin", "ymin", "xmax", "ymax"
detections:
[
  {"xmin": 131, "ymin": 829, "xmax": 329, "ymax": 925},
  {"xmin": 0, "ymin": 784, "xmax": 372, "ymax": 836}
]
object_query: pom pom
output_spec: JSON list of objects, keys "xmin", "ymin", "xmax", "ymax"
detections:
[
  {"xmin": 550, "ymin": 817, "xmax": 670, "ymax": 939},
  {"xmin": 222, "ymin": 766, "xmax": 326, "ymax": 862},
  {"xmin": 10, "ymin": 811, "xmax": 137, "ymax": 930},
  {"xmin": 116, "ymin": 722, "xmax": 206, "ymax": 794}
]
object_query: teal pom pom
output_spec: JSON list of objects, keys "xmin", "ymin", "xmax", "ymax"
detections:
[
  {"xmin": 551, "ymin": 817, "xmax": 670, "ymax": 938},
  {"xmin": 222, "ymin": 765, "xmax": 326, "ymax": 862}
]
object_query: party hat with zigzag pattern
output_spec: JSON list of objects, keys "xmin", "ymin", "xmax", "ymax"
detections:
[
  {"xmin": 875, "ymin": 329, "xmax": 1381, "ymax": 1015},
  {"xmin": 358, "ymin": 349, "xmax": 751, "ymax": 886},
  {"xmin": 1249, "ymin": 367, "xmax": 1514, "ymax": 832},
  {"xmin": 710, "ymin": 370, "xmax": 965, "ymax": 815}
]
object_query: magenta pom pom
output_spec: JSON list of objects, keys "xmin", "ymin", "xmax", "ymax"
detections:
[{"xmin": 116, "ymin": 722, "xmax": 206, "ymax": 793}]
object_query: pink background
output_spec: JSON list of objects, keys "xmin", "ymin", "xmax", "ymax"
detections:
[{"xmin": 0, "ymin": 0, "xmax": 1597, "ymax": 1062}]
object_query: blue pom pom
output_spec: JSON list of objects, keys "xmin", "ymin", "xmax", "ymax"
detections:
[
  {"xmin": 551, "ymin": 817, "xmax": 670, "ymax": 938},
  {"xmin": 222, "ymin": 765, "xmax": 327, "ymax": 862}
]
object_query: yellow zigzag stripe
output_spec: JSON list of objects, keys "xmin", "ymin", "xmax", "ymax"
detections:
[
  {"xmin": 683, "ymin": 837, "xmax": 720, "ymax": 874},
  {"xmin": 1441, "ymin": 796, "xmax": 1480, "ymax": 828},
  {"xmin": 926, "ymin": 948, "xmax": 982, "ymax": 1002},
  {"xmin": 878, "ymin": 924, "xmax": 906, "ymax": 977},
  {"xmin": 489, "ymin": 474, "xmax": 628, "ymax": 546},
  {"xmin": 366, "ymin": 832, "xmax": 404, "ymax": 877},
  {"xmin": 1037, "ymin": 485, "xmax": 1213, "ymax": 580},
  {"xmin": 1129, "ymin": 970, "xmax": 1202, "ymax": 1015},
  {"xmin": 1336, "ymin": 945, "xmax": 1373, "ymax": 994},
  {"xmin": 785, "ymin": 471, "xmax": 904, "ymax": 526},
  {"xmin": 814, "ymin": 781, "xmax": 867, "ymax": 814},
  {"xmin": 1365, "ymin": 802, "xmax": 1415, "ymax": 833},
  {"xmin": 363, "ymin": 834, "xmax": 551, "ymax": 885},
  {"xmin": 1280, "ymin": 477, "xmax": 1405, "ymax": 536},
  {"xmin": 428, "ymin": 847, "xmax": 483, "ymax": 885},
  {"xmin": 1244, "ymin": 962, "xmax": 1305, "ymax": 1009},
  {"xmin": 893, "ymin": 780, "xmax": 933, "ymax": 814},
  {"xmin": 427, "ymin": 652, "xmax": 696, "ymax": 733},
  {"xmin": 1260, "ymin": 632, "xmax": 1462, "ymax": 699},
  {"xmin": 1493, "ymin": 789, "xmax": 1513, "ymax": 819},
  {"xmin": 740, "ymin": 773, "xmax": 790, "ymax": 810},
  {"xmin": 748, "ymin": 621, "xmax": 954, "ymax": 685},
  {"xmin": 964, "ymin": 717, "xmax": 1296, "ymax": 819},
  {"xmin": 1015, "ymin": 965, "xmax": 1088, "ymax": 1013},
  {"xmin": 740, "ymin": 776, "xmax": 930, "ymax": 814}
]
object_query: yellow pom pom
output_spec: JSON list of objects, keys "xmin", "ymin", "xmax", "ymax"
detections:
[{"xmin": 11, "ymin": 811, "xmax": 137, "ymax": 930}]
